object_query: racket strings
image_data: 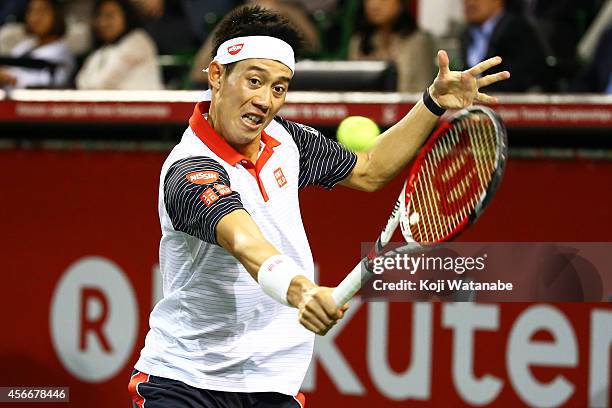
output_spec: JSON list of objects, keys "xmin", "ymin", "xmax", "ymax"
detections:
[
  {"xmin": 437, "ymin": 125, "xmax": 477, "ymax": 231},
  {"xmin": 429, "ymin": 128, "xmax": 460, "ymax": 238},
  {"xmin": 407, "ymin": 114, "xmax": 498, "ymax": 243},
  {"xmin": 440, "ymin": 127, "xmax": 472, "ymax": 219},
  {"xmin": 411, "ymin": 125, "xmax": 469, "ymax": 241},
  {"xmin": 411, "ymin": 173, "xmax": 428, "ymax": 241}
]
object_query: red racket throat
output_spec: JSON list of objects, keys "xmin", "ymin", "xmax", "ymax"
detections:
[
  {"xmin": 332, "ymin": 106, "xmax": 507, "ymax": 307},
  {"xmin": 401, "ymin": 107, "xmax": 507, "ymax": 244}
]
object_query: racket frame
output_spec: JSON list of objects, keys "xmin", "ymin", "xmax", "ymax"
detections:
[
  {"xmin": 399, "ymin": 106, "xmax": 508, "ymax": 243},
  {"xmin": 331, "ymin": 106, "xmax": 508, "ymax": 306}
]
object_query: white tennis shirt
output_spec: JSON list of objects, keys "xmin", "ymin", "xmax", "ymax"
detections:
[{"xmin": 134, "ymin": 100, "xmax": 356, "ymax": 395}]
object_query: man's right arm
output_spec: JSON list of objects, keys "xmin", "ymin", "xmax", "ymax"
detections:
[
  {"xmin": 163, "ymin": 156, "xmax": 344, "ymax": 335},
  {"xmin": 215, "ymin": 209, "xmax": 346, "ymax": 335}
]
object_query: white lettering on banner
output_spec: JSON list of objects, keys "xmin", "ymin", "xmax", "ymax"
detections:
[
  {"xmin": 278, "ymin": 105, "xmax": 348, "ymax": 121},
  {"xmin": 507, "ymin": 305, "xmax": 577, "ymax": 407},
  {"xmin": 496, "ymin": 107, "xmax": 521, "ymax": 121},
  {"xmin": 50, "ymin": 256, "xmax": 138, "ymax": 383},
  {"xmin": 589, "ymin": 310, "xmax": 612, "ymax": 407},
  {"xmin": 520, "ymin": 106, "xmax": 548, "ymax": 121},
  {"xmin": 368, "ymin": 303, "xmax": 432, "ymax": 400},
  {"xmin": 15, "ymin": 102, "xmax": 171, "ymax": 119},
  {"xmin": 550, "ymin": 107, "xmax": 611, "ymax": 123},
  {"xmin": 302, "ymin": 297, "xmax": 365, "ymax": 395},
  {"xmin": 302, "ymin": 302, "xmax": 608, "ymax": 405},
  {"xmin": 496, "ymin": 106, "xmax": 612, "ymax": 125},
  {"xmin": 442, "ymin": 303, "xmax": 503, "ymax": 405}
]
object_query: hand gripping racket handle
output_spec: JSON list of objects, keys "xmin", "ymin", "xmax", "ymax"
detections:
[{"xmin": 332, "ymin": 182, "xmax": 406, "ymax": 306}]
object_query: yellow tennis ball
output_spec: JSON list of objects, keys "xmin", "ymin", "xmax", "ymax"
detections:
[{"xmin": 337, "ymin": 116, "xmax": 380, "ymax": 151}]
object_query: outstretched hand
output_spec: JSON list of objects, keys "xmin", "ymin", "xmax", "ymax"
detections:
[{"xmin": 430, "ymin": 50, "xmax": 510, "ymax": 109}]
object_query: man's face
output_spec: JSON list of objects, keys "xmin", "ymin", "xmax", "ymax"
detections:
[
  {"xmin": 26, "ymin": 0, "xmax": 55, "ymax": 38},
  {"xmin": 211, "ymin": 59, "xmax": 292, "ymax": 146},
  {"xmin": 95, "ymin": 1, "xmax": 127, "ymax": 44},
  {"xmin": 365, "ymin": 0, "xmax": 402, "ymax": 28},
  {"xmin": 464, "ymin": 0, "xmax": 504, "ymax": 25}
]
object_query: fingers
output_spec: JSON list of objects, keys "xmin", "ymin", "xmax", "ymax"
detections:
[
  {"xmin": 306, "ymin": 298, "xmax": 334, "ymax": 326},
  {"xmin": 437, "ymin": 50, "xmax": 451, "ymax": 76},
  {"xmin": 299, "ymin": 314, "xmax": 328, "ymax": 334},
  {"xmin": 468, "ymin": 56, "xmax": 503, "ymax": 76},
  {"xmin": 475, "ymin": 91, "xmax": 499, "ymax": 105},
  {"xmin": 298, "ymin": 289, "xmax": 345, "ymax": 335},
  {"xmin": 299, "ymin": 307, "xmax": 338, "ymax": 335},
  {"xmin": 477, "ymin": 71, "xmax": 510, "ymax": 88}
]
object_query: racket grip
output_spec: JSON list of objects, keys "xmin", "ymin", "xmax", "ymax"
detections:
[{"xmin": 332, "ymin": 261, "xmax": 374, "ymax": 306}]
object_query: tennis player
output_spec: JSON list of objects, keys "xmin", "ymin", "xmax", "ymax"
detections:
[{"xmin": 129, "ymin": 5, "xmax": 509, "ymax": 407}]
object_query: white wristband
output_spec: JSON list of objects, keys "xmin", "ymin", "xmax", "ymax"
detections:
[{"xmin": 258, "ymin": 255, "xmax": 301, "ymax": 306}]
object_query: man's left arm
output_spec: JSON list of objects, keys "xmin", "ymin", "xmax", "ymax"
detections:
[{"xmin": 340, "ymin": 50, "xmax": 510, "ymax": 192}]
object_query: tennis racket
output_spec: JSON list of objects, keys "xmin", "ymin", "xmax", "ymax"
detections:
[{"xmin": 332, "ymin": 105, "xmax": 508, "ymax": 306}]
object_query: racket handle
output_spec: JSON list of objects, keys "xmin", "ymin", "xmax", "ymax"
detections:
[{"xmin": 332, "ymin": 260, "xmax": 374, "ymax": 306}]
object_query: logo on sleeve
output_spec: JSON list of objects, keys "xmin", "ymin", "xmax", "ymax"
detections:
[
  {"xmin": 297, "ymin": 123, "xmax": 319, "ymax": 136},
  {"xmin": 227, "ymin": 44, "xmax": 244, "ymax": 55},
  {"xmin": 186, "ymin": 171, "xmax": 219, "ymax": 185},
  {"xmin": 213, "ymin": 184, "xmax": 232, "ymax": 196},
  {"xmin": 274, "ymin": 168, "xmax": 287, "ymax": 188},
  {"xmin": 200, "ymin": 188, "xmax": 219, "ymax": 207}
]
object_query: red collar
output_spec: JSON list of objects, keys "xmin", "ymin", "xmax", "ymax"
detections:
[{"xmin": 189, "ymin": 101, "xmax": 281, "ymax": 166}]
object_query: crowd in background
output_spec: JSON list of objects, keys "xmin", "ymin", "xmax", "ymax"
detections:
[{"xmin": 0, "ymin": 0, "xmax": 610, "ymax": 93}]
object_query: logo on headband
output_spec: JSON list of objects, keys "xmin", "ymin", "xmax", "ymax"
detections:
[{"xmin": 227, "ymin": 44, "xmax": 244, "ymax": 55}]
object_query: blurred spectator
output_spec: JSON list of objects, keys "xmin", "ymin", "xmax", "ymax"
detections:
[
  {"xmin": 0, "ymin": 0, "xmax": 74, "ymax": 88},
  {"xmin": 348, "ymin": 0, "xmax": 436, "ymax": 92},
  {"xmin": 253, "ymin": 0, "xmax": 320, "ymax": 53},
  {"xmin": 0, "ymin": 0, "xmax": 93, "ymax": 57},
  {"xmin": 418, "ymin": 0, "xmax": 464, "ymax": 38},
  {"xmin": 0, "ymin": 22, "xmax": 28, "ymax": 55},
  {"xmin": 76, "ymin": 0, "xmax": 163, "ymax": 90},
  {"xmin": 572, "ymin": 25, "xmax": 612, "ymax": 93},
  {"xmin": 189, "ymin": 1, "xmax": 321, "ymax": 86},
  {"xmin": 521, "ymin": 0, "xmax": 605, "ymax": 90},
  {"xmin": 136, "ymin": 0, "xmax": 237, "ymax": 55},
  {"xmin": 132, "ymin": 0, "xmax": 165, "ymax": 18},
  {"xmin": 61, "ymin": 0, "xmax": 95, "ymax": 55},
  {"xmin": 284, "ymin": 0, "xmax": 355, "ymax": 59},
  {"xmin": 286, "ymin": 0, "xmax": 339, "ymax": 14},
  {"xmin": 459, "ymin": 0, "xmax": 548, "ymax": 92},
  {"xmin": 181, "ymin": 0, "xmax": 237, "ymax": 44}
]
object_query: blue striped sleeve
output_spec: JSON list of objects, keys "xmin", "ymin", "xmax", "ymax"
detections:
[
  {"xmin": 276, "ymin": 117, "xmax": 357, "ymax": 189},
  {"xmin": 164, "ymin": 156, "xmax": 245, "ymax": 245}
]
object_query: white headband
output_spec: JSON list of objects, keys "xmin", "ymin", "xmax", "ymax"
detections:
[{"xmin": 206, "ymin": 35, "xmax": 295, "ymax": 74}]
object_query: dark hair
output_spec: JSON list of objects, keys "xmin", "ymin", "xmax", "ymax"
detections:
[
  {"xmin": 356, "ymin": 0, "xmax": 417, "ymax": 55},
  {"xmin": 93, "ymin": 0, "xmax": 142, "ymax": 46},
  {"xmin": 210, "ymin": 5, "xmax": 302, "ymax": 75},
  {"xmin": 25, "ymin": 0, "xmax": 66, "ymax": 39}
]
